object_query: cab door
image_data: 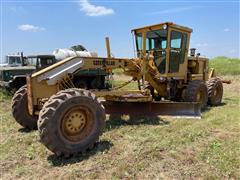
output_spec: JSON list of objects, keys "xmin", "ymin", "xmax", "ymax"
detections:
[{"xmin": 167, "ymin": 28, "xmax": 189, "ymax": 77}]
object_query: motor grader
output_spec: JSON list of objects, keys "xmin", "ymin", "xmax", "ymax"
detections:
[{"xmin": 12, "ymin": 22, "xmax": 224, "ymax": 157}]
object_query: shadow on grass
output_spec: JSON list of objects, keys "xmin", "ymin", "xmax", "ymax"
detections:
[
  {"xmin": 105, "ymin": 115, "xmax": 169, "ymax": 131},
  {"xmin": 47, "ymin": 140, "xmax": 113, "ymax": 166},
  {"xmin": 214, "ymin": 102, "xmax": 226, "ymax": 107},
  {"xmin": 18, "ymin": 127, "xmax": 33, "ymax": 133},
  {"xmin": 223, "ymin": 98, "xmax": 239, "ymax": 104},
  {"xmin": 202, "ymin": 102, "xmax": 227, "ymax": 113},
  {"xmin": 47, "ymin": 116, "xmax": 167, "ymax": 166}
]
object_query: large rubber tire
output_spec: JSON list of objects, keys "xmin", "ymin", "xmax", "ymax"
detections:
[
  {"xmin": 207, "ymin": 77, "xmax": 223, "ymax": 106},
  {"xmin": 11, "ymin": 85, "xmax": 38, "ymax": 129},
  {"xmin": 38, "ymin": 88, "xmax": 106, "ymax": 157},
  {"xmin": 184, "ymin": 80, "xmax": 208, "ymax": 109}
]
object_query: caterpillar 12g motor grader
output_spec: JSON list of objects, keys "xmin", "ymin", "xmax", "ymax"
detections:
[{"xmin": 12, "ymin": 22, "xmax": 224, "ymax": 157}]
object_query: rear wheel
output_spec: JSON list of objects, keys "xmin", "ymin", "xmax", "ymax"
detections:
[
  {"xmin": 38, "ymin": 88, "xmax": 106, "ymax": 157},
  {"xmin": 207, "ymin": 77, "xmax": 223, "ymax": 106},
  {"xmin": 183, "ymin": 80, "xmax": 208, "ymax": 109},
  {"xmin": 11, "ymin": 85, "xmax": 38, "ymax": 129}
]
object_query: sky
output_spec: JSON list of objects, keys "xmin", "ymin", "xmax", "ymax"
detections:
[{"xmin": 0, "ymin": 0, "xmax": 239, "ymax": 62}]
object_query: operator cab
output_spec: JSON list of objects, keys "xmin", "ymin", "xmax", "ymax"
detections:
[{"xmin": 132, "ymin": 22, "xmax": 192, "ymax": 78}]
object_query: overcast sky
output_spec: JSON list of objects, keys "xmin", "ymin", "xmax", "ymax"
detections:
[{"xmin": 1, "ymin": 0, "xmax": 239, "ymax": 61}]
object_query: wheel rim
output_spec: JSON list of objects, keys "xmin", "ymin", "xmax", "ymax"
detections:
[
  {"xmin": 61, "ymin": 106, "xmax": 94, "ymax": 142},
  {"xmin": 64, "ymin": 110, "xmax": 86, "ymax": 135}
]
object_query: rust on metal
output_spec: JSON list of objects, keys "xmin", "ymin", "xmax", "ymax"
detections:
[
  {"xmin": 26, "ymin": 76, "xmax": 34, "ymax": 115},
  {"xmin": 105, "ymin": 92, "xmax": 152, "ymax": 102},
  {"xmin": 61, "ymin": 106, "xmax": 94, "ymax": 142}
]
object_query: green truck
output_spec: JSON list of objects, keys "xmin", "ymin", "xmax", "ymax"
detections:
[
  {"xmin": 0, "ymin": 54, "xmax": 56, "ymax": 91},
  {"xmin": 0, "ymin": 54, "xmax": 110, "ymax": 91}
]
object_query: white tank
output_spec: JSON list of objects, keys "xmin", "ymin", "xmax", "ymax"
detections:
[{"xmin": 53, "ymin": 48, "xmax": 93, "ymax": 61}]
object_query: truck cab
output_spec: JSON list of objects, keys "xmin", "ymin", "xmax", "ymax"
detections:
[
  {"xmin": 27, "ymin": 55, "xmax": 56, "ymax": 70},
  {"xmin": 0, "ymin": 54, "xmax": 26, "ymax": 67},
  {"xmin": 0, "ymin": 55, "xmax": 56, "ymax": 91}
]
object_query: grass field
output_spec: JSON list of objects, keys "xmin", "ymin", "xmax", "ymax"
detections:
[
  {"xmin": 0, "ymin": 57, "xmax": 240, "ymax": 179},
  {"xmin": 209, "ymin": 56, "xmax": 240, "ymax": 75}
]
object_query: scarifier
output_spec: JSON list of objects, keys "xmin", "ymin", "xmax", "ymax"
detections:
[{"xmin": 12, "ymin": 22, "xmax": 227, "ymax": 156}]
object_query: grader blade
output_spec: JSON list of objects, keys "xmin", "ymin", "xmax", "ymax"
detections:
[{"xmin": 102, "ymin": 101, "xmax": 201, "ymax": 119}]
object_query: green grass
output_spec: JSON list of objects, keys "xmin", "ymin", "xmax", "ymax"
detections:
[
  {"xmin": 210, "ymin": 56, "xmax": 240, "ymax": 76},
  {"xmin": 111, "ymin": 80, "xmax": 139, "ymax": 90},
  {"xmin": 0, "ymin": 89, "xmax": 11, "ymax": 101},
  {"xmin": 112, "ymin": 68, "xmax": 123, "ymax": 75},
  {"xmin": 0, "ymin": 76, "xmax": 239, "ymax": 179}
]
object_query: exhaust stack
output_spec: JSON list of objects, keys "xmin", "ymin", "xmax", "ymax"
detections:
[
  {"xmin": 105, "ymin": 37, "xmax": 111, "ymax": 58},
  {"xmin": 190, "ymin": 48, "xmax": 196, "ymax": 57}
]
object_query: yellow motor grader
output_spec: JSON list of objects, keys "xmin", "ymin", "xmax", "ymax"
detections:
[{"xmin": 12, "ymin": 22, "xmax": 224, "ymax": 157}]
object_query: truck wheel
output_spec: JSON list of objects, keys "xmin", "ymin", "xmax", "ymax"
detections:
[
  {"xmin": 11, "ymin": 85, "xmax": 38, "ymax": 129},
  {"xmin": 38, "ymin": 88, "xmax": 106, "ymax": 157},
  {"xmin": 207, "ymin": 77, "xmax": 223, "ymax": 106},
  {"xmin": 184, "ymin": 80, "xmax": 208, "ymax": 109}
]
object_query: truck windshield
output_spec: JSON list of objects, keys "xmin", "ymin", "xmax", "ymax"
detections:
[
  {"xmin": 136, "ymin": 29, "xmax": 167, "ymax": 51},
  {"xmin": 27, "ymin": 57, "xmax": 38, "ymax": 66},
  {"xmin": 8, "ymin": 56, "xmax": 22, "ymax": 65}
]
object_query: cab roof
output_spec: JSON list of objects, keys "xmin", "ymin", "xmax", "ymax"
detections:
[
  {"xmin": 27, "ymin": 54, "xmax": 55, "ymax": 58},
  {"xmin": 131, "ymin": 22, "xmax": 193, "ymax": 33},
  {"xmin": 6, "ymin": 54, "xmax": 22, "ymax": 57}
]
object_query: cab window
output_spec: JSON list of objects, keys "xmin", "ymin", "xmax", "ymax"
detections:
[
  {"xmin": 136, "ymin": 30, "xmax": 167, "ymax": 51},
  {"xmin": 27, "ymin": 57, "xmax": 38, "ymax": 66},
  {"xmin": 169, "ymin": 30, "xmax": 187, "ymax": 73},
  {"xmin": 146, "ymin": 29, "xmax": 167, "ymax": 74},
  {"xmin": 146, "ymin": 29, "xmax": 167, "ymax": 50},
  {"xmin": 46, "ymin": 58, "xmax": 54, "ymax": 65},
  {"xmin": 171, "ymin": 32, "xmax": 182, "ymax": 48},
  {"xmin": 135, "ymin": 29, "xmax": 167, "ymax": 74},
  {"xmin": 136, "ymin": 33, "xmax": 142, "ymax": 51},
  {"xmin": 9, "ymin": 57, "xmax": 21, "ymax": 65}
]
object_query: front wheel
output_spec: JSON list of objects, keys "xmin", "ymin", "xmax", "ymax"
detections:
[
  {"xmin": 11, "ymin": 85, "xmax": 38, "ymax": 129},
  {"xmin": 38, "ymin": 88, "xmax": 106, "ymax": 157}
]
